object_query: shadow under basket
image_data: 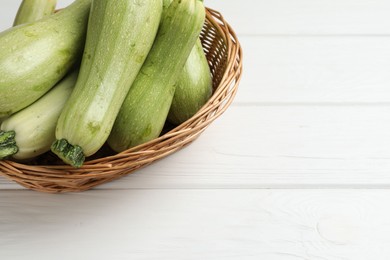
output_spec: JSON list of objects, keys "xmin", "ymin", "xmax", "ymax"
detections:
[{"xmin": 0, "ymin": 8, "xmax": 243, "ymax": 193}]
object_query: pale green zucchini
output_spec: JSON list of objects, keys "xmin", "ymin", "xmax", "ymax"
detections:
[
  {"xmin": 13, "ymin": 0, "xmax": 57, "ymax": 26},
  {"xmin": 0, "ymin": 0, "xmax": 90, "ymax": 119},
  {"xmin": 0, "ymin": 0, "xmax": 56, "ymax": 129},
  {"xmin": 0, "ymin": 71, "xmax": 78, "ymax": 160},
  {"xmin": 52, "ymin": 0, "xmax": 162, "ymax": 167},
  {"xmin": 107, "ymin": 0, "xmax": 206, "ymax": 152},
  {"xmin": 167, "ymin": 38, "xmax": 212, "ymax": 125},
  {"xmin": 0, "ymin": 0, "xmax": 70, "ymax": 160},
  {"xmin": 163, "ymin": 0, "xmax": 212, "ymax": 125}
]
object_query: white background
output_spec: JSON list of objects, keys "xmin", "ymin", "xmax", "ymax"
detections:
[{"xmin": 2, "ymin": 0, "xmax": 390, "ymax": 259}]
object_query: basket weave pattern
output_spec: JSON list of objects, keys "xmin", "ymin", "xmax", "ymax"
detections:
[{"xmin": 0, "ymin": 8, "xmax": 243, "ymax": 193}]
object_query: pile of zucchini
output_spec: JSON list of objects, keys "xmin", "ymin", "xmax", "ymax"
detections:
[{"xmin": 0, "ymin": 0, "xmax": 212, "ymax": 167}]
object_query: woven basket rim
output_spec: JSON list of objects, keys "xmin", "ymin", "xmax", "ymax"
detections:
[{"xmin": 0, "ymin": 7, "xmax": 243, "ymax": 192}]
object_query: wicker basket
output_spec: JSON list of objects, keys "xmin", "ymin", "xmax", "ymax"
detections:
[{"xmin": 0, "ymin": 7, "xmax": 243, "ymax": 193}]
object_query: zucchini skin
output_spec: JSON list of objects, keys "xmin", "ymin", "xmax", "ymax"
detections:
[
  {"xmin": 163, "ymin": 0, "xmax": 212, "ymax": 125},
  {"xmin": 0, "ymin": 71, "xmax": 78, "ymax": 160},
  {"xmin": 0, "ymin": 0, "xmax": 65, "ymax": 160},
  {"xmin": 0, "ymin": 0, "xmax": 91, "ymax": 119},
  {"xmin": 167, "ymin": 39, "xmax": 212, "ymax": 125},
  {"xmin": 13, "ymin": 0, "xmax": 57, "ymax": 26},
  {"xmin": 53, "ymin": 0, "xmax": 162, "ymax": 167},
  {"xmin": 108, "ymin": 0, "xmax": 206, "ymax": 152}
]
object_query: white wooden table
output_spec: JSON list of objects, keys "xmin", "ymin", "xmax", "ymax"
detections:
[{"xmin": 2, "ymin": 0, "xmax": 390, "ymax": 259}]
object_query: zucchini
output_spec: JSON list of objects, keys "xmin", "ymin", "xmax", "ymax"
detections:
[
  {"xmin": 167, "ymin": 39, "xmax": 212, "ymax": 125},
  {"xmin": 52, "ymin": 0, "xmax": 162, "ymax": 167},
  {"xmin": 0, "ymin": 0, "xmax": 70, "ymax": 160},
  {"xmin": 0, "ymin": 71, "xmax": 78, "ymax": 160},
  {"xmin": 0, "ymin": 0, "xmax": 91, "ymax": 119},
  {"xmin": 163, "ymin": 0, "xmax": 212, "ymax": 125},
  {"xmin": 13, "ymin": 0, "xmax": 57, "ymax": 26},
  {"xmin": 107, "ymin": 0, "xmax": 206, "ymax": 152}
]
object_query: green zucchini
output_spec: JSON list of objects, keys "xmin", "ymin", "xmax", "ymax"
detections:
[
  {"xmin": 0, "ymin": 0, "xmax": 70, "ymax": 160},
  {"xmin": 52, "ymin": 0, "xmax": 162, "ymax": 167},
  {"xmin": 163, "ymin": 0, "xmax": 212, "ymax": 125},
  {"xmin": 167, "ymin": 39, "xmax": 212, "ymax": 125},
  {"xmin": 0, "ymin": 0, "xmax": 90, "ymax": 119},
  {"xmin": 13, "ymin": 0, "xmax": 57, "ymax": 26},
  {"xmin": 0, "ymin": 71, "xmax": 78, "ymax": 160},
  {"xmin": 107, "ymin": 0, "xmax": 206, "ymax": 152}
]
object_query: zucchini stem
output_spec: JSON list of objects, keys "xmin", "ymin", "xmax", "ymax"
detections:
[
  {"xmin": 51, "ymin": 139, "xmax": 85, "ymax": 168},
  {"xmin": 0, "ymin": 131, "xmax": 18, "ymax": 159}
]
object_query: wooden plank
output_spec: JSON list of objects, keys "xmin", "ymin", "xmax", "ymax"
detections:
[
  {"xmin": 237, "ymin": 36, "xmax": 390, "ymax": 104},
  {"xmin": 3, "ymin": 105, "xmax": 390, "ymax": 189},
  {"xmin": 207, "ymin": 0, "xmax": 390, "ymax": 35},
  {"xmin": 0, "ymin": 189, "xmax": 390, "ymax": 259}
]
